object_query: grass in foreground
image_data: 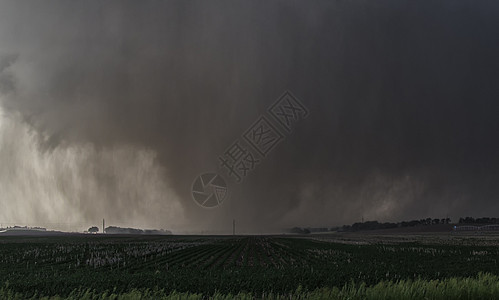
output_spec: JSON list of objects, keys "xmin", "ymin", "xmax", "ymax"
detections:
[{"xmin": 2, "ymin": 273, "xmax": 499, "ymax": 300}]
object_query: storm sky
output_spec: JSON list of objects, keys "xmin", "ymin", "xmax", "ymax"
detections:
[{"xmin": 0, "ymin": 0, "xmax": 498, "ymax": 233}]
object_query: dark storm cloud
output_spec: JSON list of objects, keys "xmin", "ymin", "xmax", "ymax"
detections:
[{"xmin": 0, "ymin": 0, "xmax": 498, "ymax": 231}]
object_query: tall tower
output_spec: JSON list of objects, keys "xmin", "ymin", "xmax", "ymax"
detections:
[
  {"xmin": 233, "ymin": 219, "xmax": 235, "ymax": 236},
  {"xmin": 102, "ymin": 219, "xmax": 105, "ymax": 234}
]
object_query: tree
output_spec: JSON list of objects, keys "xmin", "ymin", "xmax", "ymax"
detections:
[
  {"xmin": 88, "ymin": 226, "xmax": 99, "ymax": 233},
  {"xmin": 464, "ymin": 217, "xmax": 475, "ymax": 224}
]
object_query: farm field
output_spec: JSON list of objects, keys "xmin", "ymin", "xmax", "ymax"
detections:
[
  {"xmin": 0, "ymin": 234, "xmax": 498, "ymax": 299},
  {"xmin": 310, "ymin": 231, "xmax": 499, "ymax": 246}
]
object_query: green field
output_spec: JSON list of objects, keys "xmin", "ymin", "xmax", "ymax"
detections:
[{"xmin": 0, "ymin": 234, "xmax": 498, "ymax": 299}]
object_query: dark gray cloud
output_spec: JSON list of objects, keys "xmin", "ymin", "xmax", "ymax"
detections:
[{"xmin": 0, "ymin": 0, "xmax": 498, "ymax": 232}]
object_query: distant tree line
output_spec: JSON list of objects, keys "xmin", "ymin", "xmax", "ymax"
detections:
[
  {"xmin": 0, "ymin": 226, "xmax": 47, "ymax": 231},
  {"xmin": 104, "ymin": 226, "xmax": 172, "ymax": 235},
  {"xmin": 458, "ymin": 217, "xmax": 499, "ymax": 224},
  {"xmin": 288, "ymin": 227, "xmax": 311, "ymax": 234},
  {"xmin": 288, "ymin": 217, "xmax": 499, "ymax": 234},
  {"xmin": 339, "ymin": 218, "xmax": 452, "ymax": 232}
]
